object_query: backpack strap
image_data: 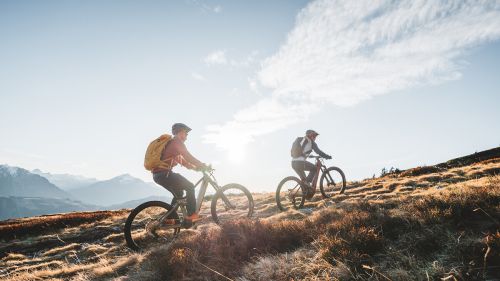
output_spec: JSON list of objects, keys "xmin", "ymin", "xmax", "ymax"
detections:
[{"xmin": 301, "ymin": 137, "xmax": 311, "ymax": 156}]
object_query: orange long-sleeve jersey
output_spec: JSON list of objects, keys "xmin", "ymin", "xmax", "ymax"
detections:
[{"xmin": 152, "ymin": 138, "xmax": 203, "ymax": 172}]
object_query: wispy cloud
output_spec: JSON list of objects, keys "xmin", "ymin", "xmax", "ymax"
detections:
[
  {"xmin": 236, "ymin": 50, "xmax": 260, "ymax": 67},
  {"xmin": 247, "ymin": 77, "xmax": 260, "ymax": 94},
  {"xmin": 191, "ymin": 71, "xmax": 207, "ymax": 81},
  {"xmin": 203, "ymin": 50, "xmax": 260, "ymax": 67},
  {"xmin": 188, "ymin": 0, "xmax": 223, "ymax": 14},
  {"xmin": 204, "ymin": 50, "xmax": 228, "ymax": 65},
  {"xmin": 204, "ymin": 0, "xmax": 500, "ymax": 157},
  {"xmin": 204, "ymin": 97, "xmax": 320, "ymax": 161},
  {"xmin": 213, "ymin": 5, "xmax": 222, "ymax": 13}
]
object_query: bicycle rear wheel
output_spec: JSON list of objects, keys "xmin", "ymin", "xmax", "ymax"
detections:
[
  {"xmin": 276, "ymin": 176, "xmax": 305, "ymax": 211},
  {"xmin": 319, "ymin": 167, "xmax": 346, "ymax": 199},
  {"xmin": 124, "ymin": 201, "xmax": 180, "ymax": 251},
  {"xmin": 211, "ymin": 183, "xmax": 254, "ymax": 224}
]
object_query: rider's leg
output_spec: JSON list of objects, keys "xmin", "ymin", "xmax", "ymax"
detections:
[
  {"xmin": 291, "ymin": 161, "xmax": 307, "ymax": 182},
  {"xmin": 169, "ymin": 189, "xmax": 184, "ymax": 207},
  {"xmin": 160, "ymin": 172, "xmax": 196, "ymax": 216},
  {"xmin": 153, "ymin": 171, "xmax": 186, "ymax": 218},
  {"xmin": 303, "ymin": 162, "xmax": 317, "ymax": 183},
  {"xmin": 292, "ymin": 161, "xmax": 316, "ymax": 183}
]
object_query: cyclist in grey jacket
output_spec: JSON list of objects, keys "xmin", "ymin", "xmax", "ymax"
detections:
[{"xmin": 292, "ymin": 129, "xmax": 332, "ymax": 189}]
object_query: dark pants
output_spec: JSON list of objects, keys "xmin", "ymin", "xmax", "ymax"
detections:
[
  {"xmin": 153, "ymin": 171, "xmax": 196, "ymax": 216},
  {"xmin": 292, "ymin": 160, "xmax": 317, "ymax": 183}
]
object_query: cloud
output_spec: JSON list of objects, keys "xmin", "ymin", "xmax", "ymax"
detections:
[
  {"xmin": 236, "ymin": 50, "xmax": 260, "ymax": 67},
  {"xmin": 204, "ymin": 50, "xmax": 260, "ymax": 67},
  {"xmin": 213, "ymin": 5, "xmax": 222, "ymax": 13},
  {"xmin": 188, "ymin": 0, "xmax": 223, "ymax": 14},
  {"xmin": 204, "ymin": 0, "xmax": 500, "ymax": 156},
  {"xmin": 204, "ymin": 97, "xmax": 320, "ymax": 161},
  {"xmin": 191, "ymin": 71, "xmax": 207, "ymax": 81},
  {"xmin": 204, "ymin": 50, "xmax": 228, "ymax": 65},
  {"xmin": 247, "ymin": 77, "xmax": 259, "ymax": 94}
]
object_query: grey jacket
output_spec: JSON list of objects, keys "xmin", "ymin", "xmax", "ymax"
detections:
[{"xmin": 292, "ymin": 137, "xmax": 330, "ymax": 161}]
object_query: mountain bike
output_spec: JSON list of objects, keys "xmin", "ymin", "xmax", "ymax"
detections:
[
  {"xmin": 124, "ymin": 167, "xmax": 254, "ymax": 251},
  {"xmin": 276, "ymin": 155, "xmax": 346, "ymax": 211}
]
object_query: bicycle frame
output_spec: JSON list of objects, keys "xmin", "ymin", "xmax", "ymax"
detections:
[
  {"xmin": 307, "ymin": 156, "xmax": 336, "ymax": 196},
  {"xmin": 157, "ymin": 170, "xmax": 224, "ymax": 225},
  {"xmin": 126, "ymin": 169, "xmax": 253, "ymax": 250},
  {"xmin": 310, "ymin": 158, "xmax": 322, "ymax": 188},
  {"xmin": 277, "ymin": 156, "xmax": 342, "ymax": 211},
  {"xmin": 192, "ymin": 170, "xmax": 220, "ymax": 212}
]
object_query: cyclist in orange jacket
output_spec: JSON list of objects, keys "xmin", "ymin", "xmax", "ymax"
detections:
[{"xmin": 152, "ymin": 123, "xmax": 208, "ymax": 222}]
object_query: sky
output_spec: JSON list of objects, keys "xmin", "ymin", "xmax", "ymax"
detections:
[{"xmin": 1, "ymin": 0, "xmax": 500, "ymax": 192}]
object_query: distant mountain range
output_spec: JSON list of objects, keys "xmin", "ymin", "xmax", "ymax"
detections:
[
  {"xmin": 0, "ymin": 165, "xmax": 71, "ymax": 199},
  {"xmin": 31, "ymin": 169, "xmax": 98, "ymax": 190},
  {"xmin": 69, "ymin": 174, "xmax": 170, "ymax": 206},
  {"xmin": 0, "ymin": 196, "xmax": 99, "ymax": 220},
  {"xmin": 105, "ymin": 195, "xmax": 173, "ymax": 210},
  {"xmin": 0, "ymin": 164, "xmax": 172, "ymax": 220}
]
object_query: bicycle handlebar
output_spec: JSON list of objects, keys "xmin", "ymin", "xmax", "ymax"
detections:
[
  {"xmin": 307, "ymin": 155, "xmax": 323, "ymax": 159},
  {"xmin": 199, "ymin": 164, "xmax": 215, "ymax": 173},
  {"xmin": 308, "ymin": 154, "xmax": 333, "ymax": 160}
]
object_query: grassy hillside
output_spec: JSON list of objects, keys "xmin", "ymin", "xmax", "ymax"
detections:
[{"xmin": 0, "ymin": 148, "xmax": 499, "ymax": 281}]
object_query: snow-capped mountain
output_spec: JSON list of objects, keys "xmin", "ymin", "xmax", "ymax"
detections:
[
  {"xmin": 31, "ymin": 169, "xmax": 98, "ymax": 190},
  {"xmin": 0, "ymin": 165, "xmax": 71, "ymax": 199}
]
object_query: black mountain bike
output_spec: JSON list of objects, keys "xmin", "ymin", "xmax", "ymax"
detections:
[
  {"xmin": 276, "ymin": 155, "xmax": 346, "ymax": 211},
  {"xmin": 124, "ymin": 167, "xmax": 254, "ymax": 251}
]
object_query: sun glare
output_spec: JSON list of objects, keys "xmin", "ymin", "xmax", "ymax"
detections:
[
  {"xmin": 204, "ymin": 128, "xmax": 250, "ymax": 164},
  {"xmin": 227, "ymin": 146, "xmax": 246, "ymax": 164}
]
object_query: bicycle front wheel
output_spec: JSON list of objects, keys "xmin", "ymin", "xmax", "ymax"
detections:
[
  {"xmin": 319, "ymin": 167, "xmax": 346, "ymax": 199},
  {"xmin": 211, "ymin": 183, "xmax": 254, "ymax": 224},
  {"xmin": 276, "ymin": 176, "xmax": 305, "ymax": 211},
  {"xmin": 124, "ymin": 201, "xmax": 180, "ymax": 251}
]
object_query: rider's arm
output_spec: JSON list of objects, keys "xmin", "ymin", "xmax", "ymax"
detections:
[
  {"xmin": 176, "ymin": 141, "xmax": 204, "ymax": 169},
  {"xmin": 312, "ymin": 141, "xmax": 331, "ymax": 159},
  {"xmin": 180, "ymin": 160, "xmax": 198, "ymax": 170}
]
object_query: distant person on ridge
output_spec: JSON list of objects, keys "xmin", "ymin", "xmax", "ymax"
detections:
[
  {"xmin": 149, "ymin": 123, "xmax": 208, "ymax": 222},
  {"xmin": 291, "ymin": 129, "xmax": 332, "ymax": 194}
]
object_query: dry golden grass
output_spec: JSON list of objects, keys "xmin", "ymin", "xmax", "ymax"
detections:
[
  {"xmin": 0, "ymin": 210, "xmax": 128, "ymax": 241},
  {"xmin": 236, "ymin": 178, "xmax": 498, "ymax": 281},
  {"xmin": 1, "ymin": 150, "xmax": 498, "ymax": 281},
  {"xmin": 240, "ymin": 247, "xmax": 352, "ymax": 281}
]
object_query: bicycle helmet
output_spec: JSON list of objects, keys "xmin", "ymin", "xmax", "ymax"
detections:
[
  {"xmin": 305, "ymin": 129, "xmax": 319, "ymax": 136},
  {"xmin": 172, "ymin": 123, "xmax": 192, "ymax": 134}
]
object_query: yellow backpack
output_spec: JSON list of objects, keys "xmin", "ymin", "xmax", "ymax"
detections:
[{"xmin": 144, "ymin": 134, "xmax": 173, "ymax": 171}]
